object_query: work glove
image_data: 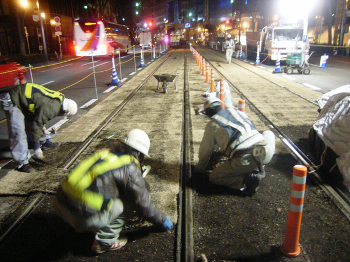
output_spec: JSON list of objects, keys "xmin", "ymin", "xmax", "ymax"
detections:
[
  {"xmin": 42, "ymin": 126, "xmax": 50, "ymax": 136},
  {"xmin": 161, "ymin": 216, "xmax": 173, "ymax": 231}
]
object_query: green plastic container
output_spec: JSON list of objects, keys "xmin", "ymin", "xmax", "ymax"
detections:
[{"xmin": 286, "ymin": 52, "xmax": 302, "ymax": 66}]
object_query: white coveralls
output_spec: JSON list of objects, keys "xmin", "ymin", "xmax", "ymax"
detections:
[
  {"xmin": 196, "ymin": 107, "xmax": 271, "ymax": 190},
  {"xmin": 225, "ymin": 39, "xmax": 235, "ymax": 64}
]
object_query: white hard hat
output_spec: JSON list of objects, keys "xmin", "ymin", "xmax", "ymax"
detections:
[
  {"xmin": 227, "ymin": 34, "xmax": 232, "ymax": 38},
  {"xmin": 262, "ymin": 130, "xmax": 275, "ymax": 164},
  {"xmin": 204, "ymin": 96, "xmax": 222, "ymax": 111},
  {"xmin": 62, "ymin": 98, "xmax": 78, "ymax": 116},
  {"xmin": 123, "ymin": 129, "xmax": 150, "ymax": 157}
]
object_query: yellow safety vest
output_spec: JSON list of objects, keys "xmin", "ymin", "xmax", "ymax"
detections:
[
  {"xmin": 62, "ymin": 150, "xmax": 141, "ymax": 211},
  {"xmin": 24, "ymin": 83, "xmax": 65, "ymax": 114}
]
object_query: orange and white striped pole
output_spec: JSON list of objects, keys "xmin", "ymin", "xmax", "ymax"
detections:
[
  {"xmin": 238, "ymin": 99, "xmax": 246, "ymax": 112},
  {"xmin": 205, "ymin": 62, "xmax": 209, "ymax": 82},
  {"xmin": 211, "ymin": 69, "xmax": 215, "ymax": 92},
  {"xmin": 202, "ymin": 58, "xmax": 206, "ymax": 75},
  {"xmin": 200, "ymin": 55, "xmax": 203, "ymax": 70},
  {"xmin": 220, "ymin": 79, "xmax": 225, "ymax": 109},
  {"xmin": 281, "ymin": 165, "xmax": 307, "ymax": 258}
]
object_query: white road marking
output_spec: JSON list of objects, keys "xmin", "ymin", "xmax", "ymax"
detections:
[
  {"xmin": 103, "ymin": 86, "xmax": 117, "ymax": 93},
  {"xmin": 88, "ymin": 61, "xmax": 109, "ymax": 69},
  {"xmin": 48, "ymin": 118, "xmax": 69, "ymax": 131},
  {"xmin": 129, "ymin": 72, "xmax": 136, "ymax": 75},
  {"xmin": 121, "ymin": 78, "xmax": 128, "ymax": 82},
  {"xmin": 282, "ymin": 74, "xmax": 296, "ymax": 81},
  {"xmin": 80, "ymin": 99, "xmax": 98, "ymax": 108},
  {"xmin": 40, "ymin": 63, "xmax": 74, "ymax": 72},
  {"xmin": 302, "ymin": 83, "xmax": 321, "ymax": 90},
  {"xmin": 40, "ymin": 81, "xmax": 55, "ymax": 85},
  {"xmin": 81, "ymin": 60, "xmax": 101, "ymax": 66}
]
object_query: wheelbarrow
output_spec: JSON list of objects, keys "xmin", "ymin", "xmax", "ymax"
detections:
[{"xmin": 153, "ymin": 74, "xmax": 177, "ymax": 93}]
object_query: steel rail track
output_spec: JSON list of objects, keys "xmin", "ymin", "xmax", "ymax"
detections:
[
  {"xmin": 198, "ymin": 48, "xmax": 350, "ymax": 222},
  {"xmin": 176, "ymin": 49, "xmax": 194, "ymax": 262},
  {"xmin": 0, "ymin": 52, "xmax": 174, "ymax": 246}
]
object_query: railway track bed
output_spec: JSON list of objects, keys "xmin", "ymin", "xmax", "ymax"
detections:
[{"xmin": 0, "ymin": 46, "xmax": 350, "ymax": 261}]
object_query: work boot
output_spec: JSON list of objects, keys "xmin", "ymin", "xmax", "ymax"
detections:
[
  {"xmin": 241, "ymin": 173, "xmax": 260, "ymax": 197},
  {"xmin": 41, "ymin": 140, "xmax": 60, "ymax": 150},
  {"xmin": 17, "ymin": 164, "xmax": 34, "ymax": 173},
  {"xmin": 91, "ymin": 237, "xmax": 128, "ymax": 254}
]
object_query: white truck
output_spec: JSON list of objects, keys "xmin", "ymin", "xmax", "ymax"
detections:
[
  {"xmin": 246, "ymin": 26, "xmax": 309, "ymax": 64},
  {"xmin": 139, "ymin": 32, "xmax": 152, "ymax": 47}
]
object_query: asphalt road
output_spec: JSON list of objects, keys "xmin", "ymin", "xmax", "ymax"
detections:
[
  {"xmin": 0, "ymin": 47, "xmax": 158, "ymax": 143},
  {"xmin": 244, "ymin": 52, "xmax": 350, "ymax": 94}
]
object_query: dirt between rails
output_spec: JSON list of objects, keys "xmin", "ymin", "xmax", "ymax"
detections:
[{"xmin": 0, "ymin": 47, "xmax": 350, "ymax": 262}]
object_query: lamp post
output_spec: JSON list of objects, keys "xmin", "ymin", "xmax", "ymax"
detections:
[
  {"xmin": 38, "ymin": 1, "xmax": 49, "ymax": 62},
  {"xmin": 17, "ymin": 0, "xmax": 28, "ymax": 55}
]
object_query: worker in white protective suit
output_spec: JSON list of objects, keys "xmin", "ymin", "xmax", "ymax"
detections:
[
  {"xmin": 193, "ymin": 97, "xmax": 275, "ymax": 196},
  {"xmin": 225, "ymin": 34, "xmax": 235, "ymax": 64},
  {"xmin": 0, "ymin": 83, "xmax": 77, "ymax": 173}
]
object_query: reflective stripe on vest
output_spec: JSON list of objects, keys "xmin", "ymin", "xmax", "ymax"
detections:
[
  {"xmin": 24, "ymin": 83, "xmax": 65, "ymax": 114},
  {"xmin": 62, "ymin": 150, "xmax": 141, "ymax": 211}
]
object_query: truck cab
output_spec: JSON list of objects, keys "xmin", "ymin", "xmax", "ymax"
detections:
[{"xmin": 260, "ymin": 26, "xmax": 309, "ymax": 62}]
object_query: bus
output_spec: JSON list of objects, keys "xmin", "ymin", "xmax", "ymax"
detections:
[{"xmin": 73, "ymin": 18, "xmax": 131, "ymax": 56}]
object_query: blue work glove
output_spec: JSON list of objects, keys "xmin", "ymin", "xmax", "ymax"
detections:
[{"xmin": 162, "ymin": 216, "xmax": 173, "ymax": 231}]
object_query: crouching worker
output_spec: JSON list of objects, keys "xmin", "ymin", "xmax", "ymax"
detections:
[
  {"xmin": 0, "ymin": 83, "xmax": 77, "ymax": 173},
  {"xmin": 54, "ymin": 129, "xmax": 174, "ymax": 254},
  {"xmin": 194, "ymin": 97, "xmax": 275, "ymax": 196}
]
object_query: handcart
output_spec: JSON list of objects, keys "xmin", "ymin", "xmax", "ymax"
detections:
[
  {"xmin": 283, "ymin": 51, "xmax": 314, "ymax": 75},
  {"xmin": 153, "ymin": 74, "xmax": 177, "ymax": 93}
]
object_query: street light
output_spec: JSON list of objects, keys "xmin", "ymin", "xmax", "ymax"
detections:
[{"xmin": 280, "ymin": 0, "xmax": 316, "ymax": 66}]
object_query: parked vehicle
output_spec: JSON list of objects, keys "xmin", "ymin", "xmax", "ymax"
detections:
[
  {"xmin": 139, "ymin": 32, "xmax": 152, "ymax": 47},
  {"xmin": 246, "ymin": 26, "xmax": 309, "ymax": 64},
  {"xmin": 73, "ymin": 18, "xmax": 131, "ymax": 56},
  {"xmin": 0, "ymin": 56, "xmax": 28, "ymax": 92}
]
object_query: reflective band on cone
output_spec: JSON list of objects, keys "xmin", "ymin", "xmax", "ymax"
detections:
[
  {"xmin": 238, "ymin": 99, "xmax": 245, "ymax": 112},
  {"xmin": 220, "ymin": 79, "xmax": 225, "ymax": 109},
  {"xmin": 281, "ymin": 165, "xmax": 307, "ymax": 258},
  {"xmin": 205, "ymin": 62, "xmax": 209, "ymax": 82},
  {"xmin": 211, "ymin": 69, "xmax": 215, "ymax": 92},
  {"xmin": 202, "ymin": 58, "xmax": 206, "ymax": 75}
]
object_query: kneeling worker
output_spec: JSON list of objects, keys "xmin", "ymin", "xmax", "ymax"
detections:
[
  {"xmin": 194, "ymin": 97, "xmax": 275, "ymax": 196},
  {"xmin": 54, "ymin": 129, "xmax": 173, "ymax": 254},
  {"xmin": 0, "ymin": 83, "xmax": 77, "ymax": 172}
]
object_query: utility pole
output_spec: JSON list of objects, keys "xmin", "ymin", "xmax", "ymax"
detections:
[
  {"xmin": 339, "ymin": 0, "xmax": 347, "ymax": 46},
  {"xmin": 38, "ymin": 1, "xmax": 49, "ymax": 61}
]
